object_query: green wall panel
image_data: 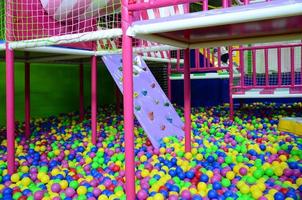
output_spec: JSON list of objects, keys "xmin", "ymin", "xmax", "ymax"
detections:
[{"xmin": 0, "ymin": 61, "xmax": 116, "ymax": 126}]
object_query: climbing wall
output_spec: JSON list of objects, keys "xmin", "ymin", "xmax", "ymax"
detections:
[{"xmin": 102, "ymin": 55, "xmax": 184, "ymax": 148}]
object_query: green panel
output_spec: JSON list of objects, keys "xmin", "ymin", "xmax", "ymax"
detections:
[
  {"xmin": 0, "ymin": 61, "xmax": 116, "ymax": 126},
  {"xmin": 0, "ymin": 1, "xmax": 5, "ymax": 40}
]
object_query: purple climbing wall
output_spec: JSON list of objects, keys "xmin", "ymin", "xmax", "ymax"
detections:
[{"xmin": 102, "ymin": 55, "xmax": 184, "ymax": 148}]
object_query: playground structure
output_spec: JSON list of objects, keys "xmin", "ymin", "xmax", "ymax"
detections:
[
  {"xmin": 229, "ymin": 43, "xmax": 302, "ymax": 119},
  {"xmin": 1, "ymin": 0, "xmax": 302, "ymax": 199}
]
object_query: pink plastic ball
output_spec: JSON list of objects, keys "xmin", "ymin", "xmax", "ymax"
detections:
[{"xmin": 137, "ymin": 189, "xmax": 148, "ymax": 200}]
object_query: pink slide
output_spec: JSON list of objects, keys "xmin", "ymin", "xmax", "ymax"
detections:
[{"xmin": 102, "ymin": 54, "xmax": 184, "ymax": 148}]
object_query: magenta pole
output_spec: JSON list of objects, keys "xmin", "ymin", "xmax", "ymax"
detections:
[
  {"xmin": 79, "ymin": 63, "xmax": 84, "ymax": 121},
  {"xmin": 229, "ymin": 47, "xmax": 234, "ymax": 120},
  {"xmin": 25, "ymin": 54, "xmax": 30, "ymax": 138},
  {"xmin": 277, "ymin": 48, "xmax": 282, "ymax": 86},
  {"xmin": 184, "ymin": 48, "xmax": 191, "ymax": 152},
  {"xmin": 91, "ymin": 56, "xmax": 97, "ymax": 145},
  {"xmin": 264, "ymin": 49, "xmax": 269, "ymax": 86},
  {"xmin": 203, "ymin": 0, "xmax": 208, "ymax": 11},
  {"xmin": 167, "ymin": 62, "xmax": 172, "ymax": 100},
  {"xmin": 290, "ymin": 47, "xmax": 295, "ymax": 88},
  {"xmin": 122, "ymin": 0, "xmax": 136, "ymax": 199},
  {"xmin": 6, "ymin": 43, "xmax": 15, "ymax": 174}
]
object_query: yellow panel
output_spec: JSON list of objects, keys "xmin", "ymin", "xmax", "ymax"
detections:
[{"xmin": 278, "ymin": 118, "xmax": 302, "ymax": 136}]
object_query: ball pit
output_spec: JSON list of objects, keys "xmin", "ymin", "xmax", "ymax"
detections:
[{"xmin": 0, "ymin": 103, "xmax": 301, "ymax": 199}]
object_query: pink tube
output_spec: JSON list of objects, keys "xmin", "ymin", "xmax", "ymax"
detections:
[
  {"xmin": 6, "ymin": 43, "xmax": 15, "ymax": 175},
  {"xmin": 290, "ymin": 47, "xmax": 295, "ymax": 88},
  {"xmin": 91, "ymin": 56, "xmax": 97, "ymax": 145},
  {"xmin": 25, "ymin": 54, "xmax": 30, "ymax": 138},
  {"xmin": 122, "ymin": 0, "xmax": 136, "ymax": 198},
  {"xmin": 277, "ymin": 48, "xmax": 282, "ymax": 86},
  {"xmin": 222, "ymin": 0, "xmax": 228, "ymax": 8},
  {"xmin": 203, "ymin": 0, "xmax": 208, "ymax": 11},
  {"xmin": 184, "ymin": 48, "xmax": 191, "ymax": 152},
  {"xmin": 229, "ymin": 47, "xmax": 234, "ymax": 120},
  {"xmin": 239, "ymin": 48, "xmax": 244, "ymax": 88},
  {"xmin": 79, "ymin": 63, "xmax": 84, "ymax": 121},
  {"xmin": 264, "ymin": 49, "xmax": 269, "ymax": 86},
  {"xmin": 252, "ymin": 50, "xmax": 257, "ymax": 86},
  {"xmin": 244, "ymin": 0, "xmax": 250, "ymax": 5},
  {"xmin": 167, "ymin": 60, "xmax": 172, "ymax": 100}
]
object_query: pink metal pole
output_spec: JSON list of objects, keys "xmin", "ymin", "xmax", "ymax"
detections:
[
  {"xmin": 6, "ymin": 43, "xmax": 15, "ymax": 174},
  {"xmin": 122, "ymin": 0, "xmax": 136, "ymax": 198},
  {"xmin": 264, "ymin": 49, "xmax": 269, "ymax": 86},
  {"xmin": 184, "ymin": 48, "xmax": 191, "ymax": 152},
  {"xmin": 91, "ymin": 56, "xmax": 97, "ymax": 145},
  {"xmin": 239, "ymin": 49, "xmax": 244, "ymax": 88},
  {"xmin": 244, "ymin": 0, "xmax": 250, "ymax": 5},
  {"xmin": 252, "ymin": 50, "xmax": 257, "ymax": 86},
  {"xmin": 167, "ymin": 62, "xmax": 172, "ymax": 100},
  {"xmin": 203, "ymin": 0, "xmax": 208, "ymax": 11},
  {"xmin": 79, "ymin": 63, "xmax": 84, "ymax": 121},
  {"xmin": 25, "ymin": 54, "xmax": 30, "ymax": 138},
  {"xmin": 223, "ymin": 0, "xmax": 228, "ymax": 8},
  {"xmin": 229, "ymin": 47, "xmax": 234, "ymax": 120},
  {"xmin": 277, "ymin": 48, "xmax": 282, "ymax": 86},
  {"xmin": 203, "ymin": 49, "xmax": 206, "ymax": 68},
  {"xmin": 290, "ymin": 47, "xmax": 295, "ymax": 88}
]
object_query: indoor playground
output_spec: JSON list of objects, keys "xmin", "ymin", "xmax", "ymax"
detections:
[{"xmin": 1, "ymin": 0, "xmax": 302, "ymax": 200}]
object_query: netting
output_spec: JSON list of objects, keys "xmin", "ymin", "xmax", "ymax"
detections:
[
  {"xmin": 0, "ymin": 1, "xmax": 5, "ymax": 41},
  {"xmin": 5, "ymin": 0, "xmax": 122, "ymax": 49}
]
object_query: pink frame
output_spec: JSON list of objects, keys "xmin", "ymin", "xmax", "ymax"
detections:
[{"xmin": 229, "ymin": 43, "xmax": 302, "ymax": 120}]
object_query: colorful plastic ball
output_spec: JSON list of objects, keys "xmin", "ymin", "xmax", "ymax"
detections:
[
  {"xmin": 274, "ymin": 192, "xmax": 285, "ymax": 200},
  {"xmin": 137, "ymin": 190, "xmax": 148, "ymax": 200},
  {"xmin": 11, "ymin": 173, "xmax": 20, "ymax": 183},
  {"xmin": 153, "ymin": 193, "xmax": 165, "ymax": 200},
  {"xmin": 200, "ymin": 174, "xmax": 209, "ymax": 183},
  {"xmin": 208, "ymin": 190, "xmax": 218, "ymax": 199},
  {"xmin": 51, "ymin": 183, "xmax": 61, "ymax": 193}
]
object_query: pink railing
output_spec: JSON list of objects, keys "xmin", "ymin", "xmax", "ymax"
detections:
[{"xmin": 230, "ymin": 43, "xmax": 302, "ymax": 92}]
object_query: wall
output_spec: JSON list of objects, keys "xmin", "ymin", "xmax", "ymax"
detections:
[{"xmin": 0, "ymin": 61, "xmax": 116, "ymax": 126}]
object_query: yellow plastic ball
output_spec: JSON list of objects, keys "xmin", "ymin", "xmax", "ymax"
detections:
[
  {"xmin": 153, "ymin": 193, "xmax": 165, "ymax": 200},
  {"xmin": 184, "ymin": 152, "xmax": 192, "ymax": 160},
  {"xmin": 297, "ymin": 177, "xmax": 302, "ymax": 186},
  {"xmin": 226, "ymin": 171, "xmax": 235, "ymax": 180},
  {"xmin": 21, "ymin": 177, "xmax": 31, "ymax": 186},
  {"xmin": 240, "ymin": 184, "xmax": 250, "ymax": 194},
  {"xmin": 196, "ymin": 154, "xmax": 203, "ymax": 161},
  {"xmin": 77, "ymin": 186, "xmax": 87, "ymax": 195},
  {"xmin": 11, "ymin": 173, "xmax": 20, "ymax": 183},
  {"xmin": 252, "ymin": 190, "xmax": 263, "ymax": 199},
  {"xmin": 59, "ymin": 180, "xmax": 68, "ymax": 189},
  {"xmin": 20, "ymin": 166, "xmax": 29, "ymax": 173},
  {"xmin": 98, "ymin": 195, "xmax": 109, "ymax": 200},
  {"xmin": 40, "ymin": 175, "xmax": 50, "ymax": 184}
]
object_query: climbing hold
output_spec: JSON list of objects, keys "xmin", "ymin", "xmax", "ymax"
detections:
[
  {"xmin": 160, "ymin": 125, "xmax": 166, "ymax": 130},
  {"xmin": 135, "ymin": 105, "xmax": 141, "ymax": 111},
  {"xmin": 151, "ymin": 83, "xmax": 156, "ymax": 88},
  {"xmin": 141, "ymin": 90, "xmax": 148, "ymax": 96},
  {"xmin": 134, "ymin": 92, "xmax": 139, "ymax": 98},
  {"xmin": 154, "ymin": 100, "xmax": 160, "ymax": 105},
  {"xmin": 148, "ymin": 112, "xmax": 154, "ymax": 121},
  {"xmin": 166, "ymin": 117, "xmax": 173, "ymax": 123},
  {"xmin": 118, "ymin": 66, "xmax": 122, "ymax": 71},
  {"xmin": 164, "ymin": 102, "xmax": 170, "ymax": 107}
]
